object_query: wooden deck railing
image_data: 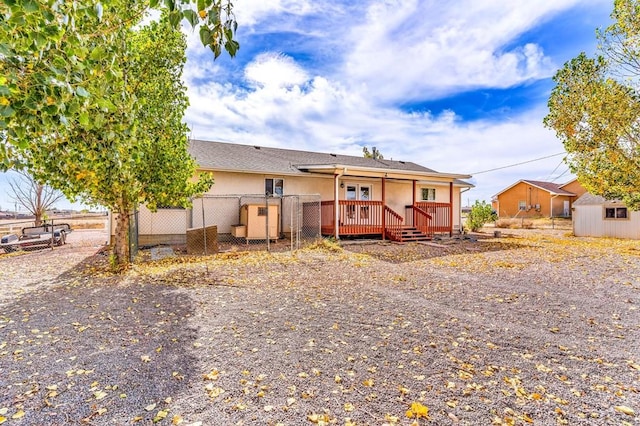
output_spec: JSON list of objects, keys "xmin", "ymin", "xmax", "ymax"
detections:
[
  {"xmin": 406, "ymin": 205, "xmax": 433, "ymax": 236},
  {"xmin": 384, "ymin": 206, "xmax": 404, "ymax": 241},
  {"xmin": 321, "ymin": 200, "xmax": 384, "ymax": 236},
  {"xmin": 321, "ymin": 200, "xmax": 452, "ymax": 239},
  {"xmin": 408, "ymin": 202, "xmax": 452, "ymax": 233}
]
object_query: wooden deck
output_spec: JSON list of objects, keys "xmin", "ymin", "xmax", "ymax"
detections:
[{"xmin": 321, "ymin": 201, "xmax": 452, "ymax": 242}]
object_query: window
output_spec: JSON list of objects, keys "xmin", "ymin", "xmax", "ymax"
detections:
[
  {"xmin": 605, "ymin": 207, "xmax": 628, "ymax": 219},
  {"xmin": 518, "ymin": 201, "xmax": 526, "ymax": 211},
  {"xmin": 258, "ymin": 207, "xmax": 268, "ymax": 216},
  {"xmin": 265, "ymin": 178, "xmax": 284, "ymax": 196},
  {"xmin": 421, "ymin": 188, "xmax": 436, "ymax": 201}
]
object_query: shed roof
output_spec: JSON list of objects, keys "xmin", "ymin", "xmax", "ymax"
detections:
[{"xmin": 572, "ymin": 193, "xmax": 624, "ymax": 206}]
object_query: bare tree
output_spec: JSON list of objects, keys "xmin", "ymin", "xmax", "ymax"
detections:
[{"xmin": 7, "ymin": 171, "xmax": 65, "ymax": 226}]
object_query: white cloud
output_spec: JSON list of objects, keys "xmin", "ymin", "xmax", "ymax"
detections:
[
  {"xmin": 244, "ymin": 53, "xmax": 309, "ymax": 88},
  {"xmin": 342, "ymin": 0, "xmax": 580, "ymax": 102}
]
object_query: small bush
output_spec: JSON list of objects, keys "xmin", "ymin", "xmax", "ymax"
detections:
[
  {"xmin": 466, "ymin": 201, "xmax": 497, "ymax": 232},
  {"xmin": 495, "ymin": 218, "xmax": 534, "ymax": 229}
]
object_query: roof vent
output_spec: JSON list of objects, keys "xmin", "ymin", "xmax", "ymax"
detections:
[
  {"xmin": 254, "ymin": 146, "xmax": 261, "ymax": 150},
  {"xmin": 330, "ymin": 153, "xmax": 337, "ymax": 157},
  {"xmin": 399, "ymin": 161, "xmax": 405, "ymax": 164}
]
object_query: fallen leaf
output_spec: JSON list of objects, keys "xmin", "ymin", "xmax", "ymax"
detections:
[{"xmin": 615, "ymin": 406, "xmax": 635, "ymax": 416}]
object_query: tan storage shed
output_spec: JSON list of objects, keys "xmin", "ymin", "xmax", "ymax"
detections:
[{"xmin": 238, "ymin": 204, "xmax": 279, "ymax": 241}]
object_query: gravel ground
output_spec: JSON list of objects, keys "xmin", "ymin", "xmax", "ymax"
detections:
[{"xmin": 0, "ymin": 230, "xmax": 638, "ymax": 426}]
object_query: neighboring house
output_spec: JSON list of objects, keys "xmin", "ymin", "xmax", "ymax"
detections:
[
  {"xmin": 131, "ymin": 140, "xmax": 473, "ymax": 245},
  {"xmin": 572, "ymin": 193, "xmax": 640, "ymax": 239},
  {"xmin": 491, "ymin": 178, "xmax": 586, "ymax": 218}
]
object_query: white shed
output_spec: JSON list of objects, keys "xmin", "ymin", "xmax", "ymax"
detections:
[{"xmin": 572, "ymin": 193, "xmax": 640, "ymax": 239}]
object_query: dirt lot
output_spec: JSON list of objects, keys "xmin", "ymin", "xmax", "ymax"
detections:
[{"xmin": 0, "ymin": 229, "xmax": 638, "ymax": 425}]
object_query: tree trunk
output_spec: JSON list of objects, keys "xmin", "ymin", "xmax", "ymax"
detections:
[{"xmin": 113, "ymin": 210, "xmax": 130, "ymax": 270}]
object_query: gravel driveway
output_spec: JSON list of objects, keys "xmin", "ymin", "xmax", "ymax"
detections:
[{"xmin": 0, "ymin": 230, "xmax": 638, "ymax": 425}]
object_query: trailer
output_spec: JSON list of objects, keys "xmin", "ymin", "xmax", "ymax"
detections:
[{"xmin": 0, "ymin": 223, "xmax": 72, "ymax": 253}]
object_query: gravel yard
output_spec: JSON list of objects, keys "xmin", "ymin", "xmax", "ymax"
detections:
[{"xmin": 0, "ymin": 230, "xmax": 638, "ymax": 425}]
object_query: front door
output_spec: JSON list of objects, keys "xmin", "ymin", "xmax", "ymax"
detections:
[{"xmin": 345, "ymin": 184, "xmax": 372, "ymax": 224}]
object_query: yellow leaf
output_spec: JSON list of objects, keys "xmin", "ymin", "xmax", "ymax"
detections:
[
  {"xmin": 12, "ymin": 411, "xmax": 25, "ymax": 419},
  {"xmin": 406, "ymin": 401, "xmax": 429, "ymax": 419},
  {"xmin": 615, "ymin": 406, "xmax": 635, "ymax": 416},
  {"xmin": 362, "ymin": 378, "xmax": 374, "ymax": 387},
  {"xmin": 334, "ymin": 375, "xmax": 342, "ymax": 384},
  {"xmin": 153, "ymin": 410, "xmax": 169, "ymax": 422},
  {"xmin": 94, "ymin": 390, "xmax": 107, "ymax": 400},
  {"xmin": 171, "ymin": 414, "xmax": 183, "ymax": 425},
  {"xmin": 145, "ymin": 403, "xmax": 157, "ymax": 411},
  {"xmin": 203, "ymin": 370, "xmax": 219, "ymax": 380},
  {"xmin": 141, "ymin": 355, "xmax": 151, "ymax": 363},
  {"xmin": 344, "ymin": 402, "xmax": 354, "ymax": 412},
  {"xmin": 0, "ymin": 415, "xmax": 6, "ymax": 424}
]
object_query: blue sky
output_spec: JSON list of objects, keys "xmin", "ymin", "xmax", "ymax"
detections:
[{"xmin": 0, "ymin": 0, "xmax": 613, "ymax": 212}]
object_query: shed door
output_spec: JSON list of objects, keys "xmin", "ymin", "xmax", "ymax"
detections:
[{"xmin": 563, "ymin": 201, "xmax": 570, "ymax": 217}]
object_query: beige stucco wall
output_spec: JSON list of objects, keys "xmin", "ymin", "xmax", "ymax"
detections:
[{"xmin": 120, "ymin": 171, "xmax": 467, "ymax": 240}]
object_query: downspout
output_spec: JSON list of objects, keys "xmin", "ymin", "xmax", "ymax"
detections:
[
  {"xmin": 460, "ymin": 186, "xmax": 471, "ymax": 232},
  {"xmin": 550, "ymin": 194, "xmax": 558, "ymax": 218}
]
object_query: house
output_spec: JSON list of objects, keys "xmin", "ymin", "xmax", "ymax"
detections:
[
  {"xmin": 491, "ymin": 178, "xmax": 586, "ymax": 218},
  {"xmin": 572, "ymin": 193, "xmax": 640, "ymax": 239},
  {"xmin": 132, "ymin": 140, "xmax": 473, "ymax": 246}
]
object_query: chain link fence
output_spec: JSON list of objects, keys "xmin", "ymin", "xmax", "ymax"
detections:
[{"xmin": 134, "ymin": 194, "xmax": 322, "ymax": 257}]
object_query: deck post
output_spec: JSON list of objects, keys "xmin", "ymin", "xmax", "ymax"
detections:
[
  {"xmin": 381, "ymin": 176, "xmax": 386, "ymax": 240},
  {"xmin": 412, "ymin": 180, "xmax": 417, "ymax": 225},
  {"xmin": 449, "ymin": 181, "xmax": 454, "ymax": 237},
  {"xmin": 334, "ymin": 174, "xmax": 340, "ymax": 239}
]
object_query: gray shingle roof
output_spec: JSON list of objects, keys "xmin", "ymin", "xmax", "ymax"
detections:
[
  {"xmin": 189, "ymin": 139, "xmax": 446, "ymax": 175},
  {"xmin": 572, "ymin": 193, "xmax": 612, "ymax": 206}
]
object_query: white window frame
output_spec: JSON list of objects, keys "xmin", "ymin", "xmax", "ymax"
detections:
[
  {"xmin": 421, "ymin": 188, "xmax": 436, "ymax": 201},
  {"xmin": 265, "ymin": 178, "xmax": 284, "ymax": 197}
]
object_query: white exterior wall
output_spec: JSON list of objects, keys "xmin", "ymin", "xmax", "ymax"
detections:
[{"xmin": 573, "ymin": 204, "xmax": 640, "ymax": 239}]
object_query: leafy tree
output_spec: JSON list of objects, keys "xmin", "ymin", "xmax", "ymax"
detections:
[
  {"xmin": 0, "ymin": 0, "xmax": 239, "ymax": 170},
  {"xmin": 465, "ymin": 200, "xmax": 496, "ymax": 232},
  {"xmin": 1, "ymin": 0, "xmax": 238, "ymax": 268},
  {"xmin": 363, "ymin": 146, "xmax": 384, "ymax": 159},
  {"xmin": 25, "ymin": 15, "xmax": 212, "ymax": 269},
  {"xmin": 7, "ymin": 171, "xmax": 64, "ymax": 226},
  {"xmin": 544, "ymin": 0, "xmax": 640, "ymax": 209}
]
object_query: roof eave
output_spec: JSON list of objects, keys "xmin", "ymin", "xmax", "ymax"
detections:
[{"xmin": 299, "ymin": 164, "xmax": 471, "ymax": 181}]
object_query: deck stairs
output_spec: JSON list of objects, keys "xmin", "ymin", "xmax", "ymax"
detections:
[{"xmin": 388, "ymin": 225, "xmax": 432, "ymax": 242}]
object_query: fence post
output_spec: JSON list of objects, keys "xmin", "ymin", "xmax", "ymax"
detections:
[
  {"xmin": 265, "ymin": 194, "xmax": 270, "ymax": 252},
  {"xmin": 201, "ymin": 197, "xmax": 208, "ymax": 255}
]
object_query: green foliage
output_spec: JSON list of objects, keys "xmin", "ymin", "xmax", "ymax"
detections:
[
  {"xmin": 0, "ymin": 0, "xmax": 237, "ymax": 267},
  {"xmin": 544, "ymin": 0, "xmax": 640, "ymax": 210},
  {"xmin": 466, "ymin": 200, "xmax": 496, "ymax": 232},
  {"xmin": 0, "ymin": 0, "xmax": 239, "ymax": 170},
  {"xmin": 362, "ymin": 146, "xmax": 383, "ymax": 159}
]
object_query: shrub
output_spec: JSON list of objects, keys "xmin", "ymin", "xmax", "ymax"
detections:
[{"xmin": 466, "ymin": 200, "xmax": 497, "ymax": 232}]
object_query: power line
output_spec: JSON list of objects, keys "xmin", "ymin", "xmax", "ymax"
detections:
[{"xmin": 470, "ymin": 152, "xmax": 565, "ymax": 175}]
